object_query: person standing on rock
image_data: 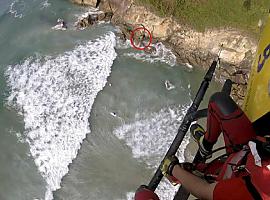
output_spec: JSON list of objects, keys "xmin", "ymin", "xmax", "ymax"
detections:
[
  {"xmin": 81, "ymin": 0, "xmax": 84, "ymax": 6},
  {"xmin": 96, "ymin": 0, "xmax": 101, "ymax": 8},
  {"xmin": 137, "ymin": 24, "xmax": 149, "ymax": 48}
]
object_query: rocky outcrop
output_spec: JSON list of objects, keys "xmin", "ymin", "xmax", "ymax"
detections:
[
  {"xmin": 74, "ymin": 9, "xmax": 113, "ymax": 28},
  {"xmin": 166, "ymin": 29, "xmax": 256, "ymax": 105},
  {"xmin": 71, "ymin": 0, "xmax": 96, "ymax": 6},
  {"xmin": 71, "ymin": 0, "xmax": 258, "ymax": 105}
]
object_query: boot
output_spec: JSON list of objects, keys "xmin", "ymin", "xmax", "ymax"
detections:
[{"xmin": 190, "ymin": 124, "xmax": 213, "ymax": 159}]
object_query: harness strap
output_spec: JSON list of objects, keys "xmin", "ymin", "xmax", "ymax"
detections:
[
  {"xmin": 239, "ymin": 149, "xmax": 249, "ymax": 166},
  {"xmin": 253, "ymin": 136, "xmax": 270, "ymax": 159},
  {"xmin": 242, "ymin": 176, "xmax": 262, "ymax": 200},
  {"xmin": 256, "ymin": 136, "xmax": 269, "ymax": 143}
]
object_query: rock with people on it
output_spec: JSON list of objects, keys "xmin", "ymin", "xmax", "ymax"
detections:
[
  {"xmin": 52, "ymin": 18, "xmax": 68, "ymax": 31},
  {"xmin": 116, "ymin": 23, "xmax": 157, "ymax": 52}
]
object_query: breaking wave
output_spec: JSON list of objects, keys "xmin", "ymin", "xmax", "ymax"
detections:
[
  {"xmin": 40, "ymin": 0, "xmax": 51, "ymax": 9},
  {"xmin": 9, "ymin": 0, "xmax": 25, "ymax": 18},
  {"xmin": 6, "ymin": 32, "xmax": 117, "ymax": 200},
  {"xmin": 113, "ymin": 104, "xmax": 192, "ymax": 199},
  {"xmin": 123, "ymin": 42, "xmax": 177, "ymax": 67},
  {"xmin": 8, "ymin": 0, "xmax": 50, "ymax": 18}
]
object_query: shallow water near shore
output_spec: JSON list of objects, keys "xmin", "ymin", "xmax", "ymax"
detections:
[{"xmin": 0, "ymin": 0, "xmax": 221, "ymax": 199}]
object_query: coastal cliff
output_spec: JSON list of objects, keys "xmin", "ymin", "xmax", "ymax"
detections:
[{"xmin": 71, "ymin": 0, "xmax": 259, "ymax": 105}]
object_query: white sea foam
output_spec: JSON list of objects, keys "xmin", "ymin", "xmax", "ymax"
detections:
[
  {"xmin": 40, "ymin": 0, "xmax": 51, "ymax": 9},
  {"xmin": 115, "ymin": 37, "xmax": 131, "ymax": 49},
  {"xmin": 84, "ymin": 7, "xmax": 104, "ymax": 16},
  {"xmin": 9, "ymin": 0, "xmax": 25, "ymax": 18},
  {"xmin": 123, "ymin": 42, "xmax": 177, "ymax": 67},
  {"xmin": 15, "ymin": 131, "xmax": 26, "ymax": 143},
  {"xmin": 113, "ymin": 104, "xmax": 191, "ymax": 199},
  {"xmin": 6, "ymin": 32, "xmax": 117, "ymax": 200},
  {"xmin": 185, "ymin": 62, "xmax": 193, "ymax": 69},
  {"xmin": 165, "ymin": 80, "xmax": 176, "ymax": 91},
  {"xmin": 9, "ymin": 0, "xmax": 50, "ymax": 17}
]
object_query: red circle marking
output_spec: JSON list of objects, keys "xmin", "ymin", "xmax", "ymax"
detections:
[{"xmin": 130, "ymin": 27, "xmax": 152, "ymax": 51}]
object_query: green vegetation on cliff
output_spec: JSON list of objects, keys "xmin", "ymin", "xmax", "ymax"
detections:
[{"xmin": 137, "ymin": 0, "xmax": 269, "ymax": 35}]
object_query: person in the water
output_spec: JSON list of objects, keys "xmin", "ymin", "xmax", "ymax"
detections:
[
  {"xmin": 52, "ymin": 18, "xmax": 67, "ymax": 30},
  {"xmin": 61, "ymin": 20, "xmax": 67, "ymax": 29}
]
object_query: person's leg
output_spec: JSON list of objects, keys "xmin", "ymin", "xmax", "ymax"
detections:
[
  {"xmin": 95, "ymin": 0, "xmax": 101, "ymax": 8},
  {"xmin": 203, "ymin": 92, "xmax": 256, "ymax": 153}
]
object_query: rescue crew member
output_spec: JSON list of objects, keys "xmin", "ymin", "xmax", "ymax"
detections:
[{"xmin": 135, "ymin": 92, "xmax": 270, "ymax": 200}]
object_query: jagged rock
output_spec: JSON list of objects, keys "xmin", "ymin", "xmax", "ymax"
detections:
[
  {"xmin": 233, "ymin": 74, "xmax": 247, "ymax": 85},
  {"xmin": 144, "ymin": 46, "xmax": 156, "ymax": 54},
  {"xmin": 75, "ymin": 11, "xmax": 113, "ymax": 28},
  {"xmin": 115, "ymin": 23, "xmax": 134, "ymax": 40},
  {"xmin": 104, "ymin": 11, "xmax": 113, "ymax": 21},
  {"xmin": 71, "ymin": 0, "xmax": 96, "ymax": 6}
]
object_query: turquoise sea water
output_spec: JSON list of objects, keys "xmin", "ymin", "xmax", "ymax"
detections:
[{"xmin": 0, "ymin": 1, "xmax": 221, "ymax": 199}]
